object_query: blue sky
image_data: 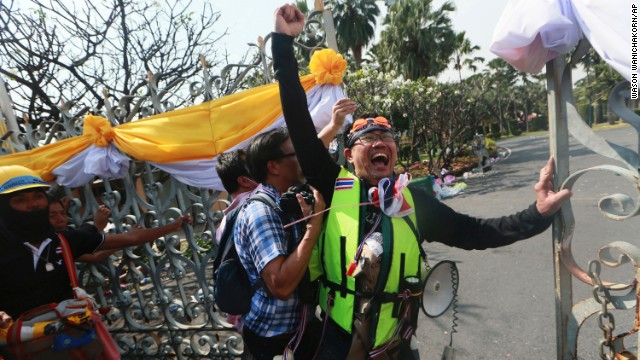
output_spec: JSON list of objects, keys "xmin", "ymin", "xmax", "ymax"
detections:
[{"xmin": 212, "ymin": 0, "xmax": 511, "ymax": 81}]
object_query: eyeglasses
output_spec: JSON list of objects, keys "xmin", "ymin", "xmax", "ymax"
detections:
[
  {"xmin": 350, "ymin": 117, "xmax": 391, "ymax": 134},
  {"xmin": 355, "ymin": 133, "xmax": 396, "ymax": 145},
  {"xmin": 272, "ymin": 152, "xmax": 296, "ymax": 160}
]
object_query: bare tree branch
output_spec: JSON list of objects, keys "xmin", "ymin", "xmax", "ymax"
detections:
[{"xmin": 0, "ymin": 0, "xmax": 227, "ymax": 126}]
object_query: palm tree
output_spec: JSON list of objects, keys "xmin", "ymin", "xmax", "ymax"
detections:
[
  {"xmin": 376, "ymin": 0, "xmax": 457, "ymax": 80},
  {"xmin": 588, "ymin": 62, "xmax": 624, "ymax": 124},
  {"xmin": 574, "ymin": 48, "xmax": 625, "ymax": 125},
  {"xmin": 451, "ymin": 32, "xmax": 484, "ymax": 82},
  {"xmin": 325, "ymin": 0, "xmax": 380, "ymax": 69}
]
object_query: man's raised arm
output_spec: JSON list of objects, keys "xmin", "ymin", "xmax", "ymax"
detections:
[{"xmin": 272, "ymin": 4, "xmax": 340, "ymax": 201}]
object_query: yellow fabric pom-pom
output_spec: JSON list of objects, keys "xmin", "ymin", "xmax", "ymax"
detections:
[
  {"xmin": 83, "ymin": 115, "xmax": 115, "ymax": 147},
  {"xmin": 309, "ymin": 48, "xmax": 347, "ymax": 85}
]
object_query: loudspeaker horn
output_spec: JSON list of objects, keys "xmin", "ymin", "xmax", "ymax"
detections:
[{"xmin": 421, "ymin": 260, "xmax": 458, "ymax": 318}]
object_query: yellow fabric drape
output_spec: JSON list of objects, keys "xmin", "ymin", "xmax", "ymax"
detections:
[
  {"xmin": 0, "ymin": 76, "xmax": 316, "ymax": 181},
  {"xmin": 0, "ymin": 47, "xmax": 347, "ymax": 183},
  {"xmin": 0, "ymin": 136, "xmax": 92, "ymax": 181},
  {"xmin": 114, "ymin": 75, "xmax": 315, "ymax": 162}
]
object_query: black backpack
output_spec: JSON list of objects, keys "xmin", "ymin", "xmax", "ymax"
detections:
[{"xmin": 212, "ymin": 193, "xmax": 276, "ymax": 315}]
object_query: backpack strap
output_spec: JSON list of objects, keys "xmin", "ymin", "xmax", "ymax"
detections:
[
  {"xmin": 227, "ymin": 191, "xmax": 279, "ymax": 294},
  {"xmin": 217, "ymin": 190, "xmax": 295, "ymax": 296},
  {"xmin": 248, "ymin": 191, "xmax": 278, "ymax": 212},
  {"xmin": 217, "ymin": 208, "xmax": 242, "ymax": 264},
  {"xmin": 213, "ymin": 191, "xmax": 274, "ymax": 269}
]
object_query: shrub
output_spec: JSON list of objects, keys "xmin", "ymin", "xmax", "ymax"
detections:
[
  {"xmin": 531, "ymin": 115, "xmax": 548, "ymax": 131},
  {"xmin": 509, "ymin": 120, "xmax": 522, "ymax": 136}
]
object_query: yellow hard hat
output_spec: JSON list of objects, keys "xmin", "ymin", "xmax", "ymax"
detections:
[{"xmin": 0, "ymin": 165, "xmax": 49, "ymax": 195}]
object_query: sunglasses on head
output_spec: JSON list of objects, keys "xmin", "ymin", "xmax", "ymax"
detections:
[{"xmin": 350, "ymin": 117, "xmax": 391, "ymax": 134}]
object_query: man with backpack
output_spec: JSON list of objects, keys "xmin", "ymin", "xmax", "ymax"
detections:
[
  {"xmin": 215, "ymin": 149, "xmax": 260, "ymax": 246},
  {"xmin": 213, "ymin": 99, "xmax": 355, "ymax": 350},
  {"xmin": 214, "ymin": 149, "xmax": 258, "ymax": 333},
  {"xmin": 230, "ymin": 128, "xmax": 325, "ymax": 359}
]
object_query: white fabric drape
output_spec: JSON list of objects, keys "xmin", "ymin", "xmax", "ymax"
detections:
[
  {"xmin": 491, "ymin": 0, "xmax": 635, "ymax": 81},
  {"xmin": 52, "ymin": 145, "xmax": 130, "ymax": 187}
]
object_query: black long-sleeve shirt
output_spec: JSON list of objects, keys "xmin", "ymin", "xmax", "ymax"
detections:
[
  {"xmin": 272, "ymin": 33, "xmax": 552, "ymax": 250},
  {"xmin": 0, "ymin": 228, "xmax": 103, "ymax": 318}
]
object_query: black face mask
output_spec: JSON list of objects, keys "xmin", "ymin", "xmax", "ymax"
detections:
[{"xmin": 0, "ymin": 192, "xmax": 54, "ymax": 244}]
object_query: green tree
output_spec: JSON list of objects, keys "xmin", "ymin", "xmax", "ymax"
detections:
[
  {"xmin": 325, "ymin": 0, "xmax": 380, "ymax": 70},
  {"xmin": 388, "ymin": 77, "xmax": 436, "ymax": 165},
  {"xmin": 344, "ymin": 67, "xmax": 395, "ymax": 117},
  {"xmin": 450, "ymin": 32, "xmax": 484, "ymax": 82},
  {"xmin": 473, "ymin": 59, "xmax": 547, "ymax": 135},
  {"xmin": 483, "ymin": 58, "xmax": 520, "ymax": 135},
  {"xmin": 574, "ymin": 47, "xmax": 599, "ymax": 126},
  {"xmin": 463, "ymin": 72, "xmax": 494, "ymax": 134},
  {"xmin": 375, "ymin": 0, "xmax": 457, "ymax": 80},
  {"xmin": 574, "ymin": 49, "xmax": 624, "ymax": 125},
  {"xmin": 418, "ymin": 81, "xmax": 485, "ymax": 173}
]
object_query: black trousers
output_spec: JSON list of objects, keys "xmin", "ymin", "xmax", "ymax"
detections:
[
  {"xmin": 242, "ymin": 318, "xmax": 321, "ymax": 360},
  {"xmin": 313, "ymin": 318, "xmax": 417, "ymax": 360}
]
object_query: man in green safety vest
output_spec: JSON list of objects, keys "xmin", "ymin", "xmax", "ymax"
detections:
[{"xmin": 272, "ymin": 4, "xmax": 572, "ymax": 359}]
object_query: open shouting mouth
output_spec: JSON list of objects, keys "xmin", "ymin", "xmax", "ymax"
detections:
[{"xmin": 371, "ymin": 152, "xmax": 390, "ymax": 166}]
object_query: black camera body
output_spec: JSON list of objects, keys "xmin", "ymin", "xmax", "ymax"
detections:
[{"xmin": 280, "ymin": 183, "xmax": 314, "ymax": 219}]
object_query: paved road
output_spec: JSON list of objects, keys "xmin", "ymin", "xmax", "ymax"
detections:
[{"xmin": 415, "ymin": 126, "xmax": 640, "ymax": 360}]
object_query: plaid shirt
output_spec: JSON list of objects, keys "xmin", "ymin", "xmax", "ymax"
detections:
[{"xmin": 234, "ymin": 184, "xmax": 303, "ymax": 337}]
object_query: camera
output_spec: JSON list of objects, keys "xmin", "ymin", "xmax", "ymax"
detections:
[{"xmin": 280, "ymin": 183, "xmax": 314, "ymax": 219}]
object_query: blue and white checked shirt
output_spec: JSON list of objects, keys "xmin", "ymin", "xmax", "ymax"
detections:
[{"xmin": 233, "ymin": 184, "xmax": 303, "ymax": 337}]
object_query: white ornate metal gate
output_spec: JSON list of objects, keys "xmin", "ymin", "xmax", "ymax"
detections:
[
  {"xmin": 548, "ymin": 40, "xmax": 640, "ymax": 359},
  {"xmin": 0, "ymin": 4, "xmax": 335, "ymax": 358}
]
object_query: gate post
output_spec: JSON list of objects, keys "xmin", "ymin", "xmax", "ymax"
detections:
[
  {"xmin": 546, "ymin": 56, "xmax": 573, "ymax": 360},
  {"xmin": 315, "ymin": 0, "xmax": 338, "ymax": 52}
]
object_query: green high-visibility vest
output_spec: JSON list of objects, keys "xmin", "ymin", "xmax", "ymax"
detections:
[{"xmin": 310, "ymin": 169, "xmax": 424, "ymax": 348}]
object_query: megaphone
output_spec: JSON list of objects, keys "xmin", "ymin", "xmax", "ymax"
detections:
[{"xmin": 421, "ymin": 260, "xmax": 458, "ymax": 318}]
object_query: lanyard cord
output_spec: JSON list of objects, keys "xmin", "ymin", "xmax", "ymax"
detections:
[
  {"xmin": 353, "ymin": 214, "xmax": 381, "ymax": 263},
  {"xmin": 283, "ymin": 199, "xmax": 380, "ymax": 229},
  {"xmin": 23, "ymin": 242, "xmax": 52, "ymax": 269}
]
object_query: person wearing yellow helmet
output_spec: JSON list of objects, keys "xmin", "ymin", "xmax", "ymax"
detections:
[
  {"xmin": 0, "ymin": 165, "xmax": 191, "ymax": 331},
  {"xmin": 0, "ymin": 166, "xmax": 54, "ymax": 246}
]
